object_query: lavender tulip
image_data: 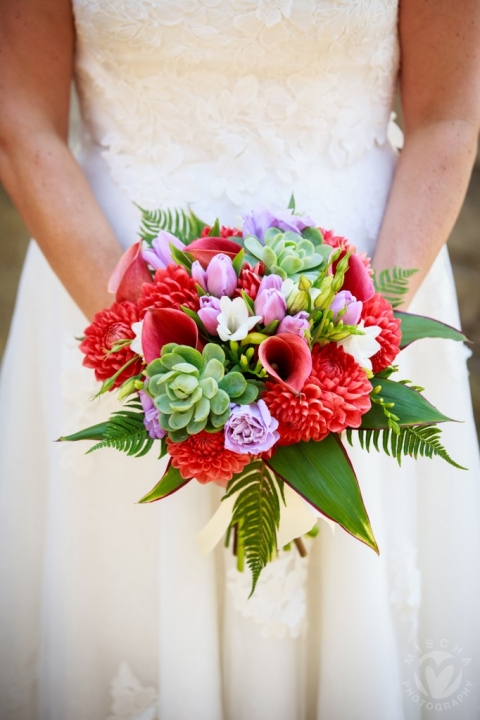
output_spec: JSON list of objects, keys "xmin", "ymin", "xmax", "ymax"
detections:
[
  {"xmin": 242, "ymin": 208, "xmax": 315, "ymax": 243},
  {"xmin": 254, "ymin": 288, "xmax": 287, "ymax": 326},
  {"xmin": 191, "ymin": 260, "xmax": 208, "ymax": 292},
  {"xmin": 139, "ymin": 390, "xmax": 166, "ymax": 439},
  {"xmin": 205, "ymin": 254, "xmax": 238, "ymax": 297},
  {"xmin": 141, "ymin": 231, "xmax": 185, "ymax": 270},
  {"xmin": 197, "ymin": 296, "xmax": 222, "ymax": 335},
  {"xmin": 277, "ymin": 311, "xmax": 310, "ymax": 339},
  {"xmin": 257, "ymin": 274, "xmax": 283, "ymax": 295},
  {"xmin": 329, "ymin": 290, "xmax": 363, "ymax": 326},
  {"xmin": 224, "ymin": 400, "xmax": 279, "ymax": 455}
]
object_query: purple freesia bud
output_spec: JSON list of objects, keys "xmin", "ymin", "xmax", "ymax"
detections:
[
  {"xmin": 242, "ymin": 208, "xmax": 315, "ymax": 243},
  {"xmin": 254, "ymin": 288, "xmax": 287, "ymax": 326},
  {"xmin": 224, "ymin": 400, "xmax": 279, "ymax": 455},
  {"xmin": 277, "ymin": 311, "xmax": 310, "ymax": 340},
  {"xmin": 141, "ymin": 231, "xmax": 185, "ymax": 270},
  {"xmin": 257, "ymin": 274, "xmax": 283, "ymax": 294},
  {"xmin": 139, "ymin": 390, "xmax": 166, "ymax": 439},
  {"xmin": 197, "ymin": 295, "xmax": 222, "ymax": 335},
  {"xmin": 191, "ymin": 260, "xmax": 208, "ymax": 292},
  {"xmin": 329, "ymin": 290, "xmax": 363, "ymax": 326},
  {"xmin": 205, "ymin": 254, "xmax": 237, "ymax": 298}
]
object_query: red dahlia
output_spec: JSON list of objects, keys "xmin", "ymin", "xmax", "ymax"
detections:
[
  {"xmin": 166, "ymin": 431, "xmax": 250, "ymax": 484},
  {"xmin": 361, "ymin": 293, "xmax": 401, "ymax": 373},
  {"xmin": 311, "ymin": 343, "xmax": 372, "ymax": 432},
  {"xmin": 201, "ymin": 225, "xmax": 242, "ymax": 239},
  {"xmin": 262, "ymin": 379, "xmax": 333, "ymax": 446},
  {"xmin": 137, "ymin": 264, "xmax": 200, "ymax": 316},
  {"xmin": 234, "ymin": 261, "xmax": 265, "ymax": 300},
  {"xmin": 79, "ymin": 301, "xmax": 143, "ymax": 389}
]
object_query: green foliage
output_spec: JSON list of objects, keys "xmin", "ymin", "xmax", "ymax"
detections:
[
  {"xmin": 138, "ymin": 463, "xmax": 190, "ymax": 503},
  {"xmin": 346, "ymin": 425, "xmax": 466, "ymax": 470},
  {"xmin": 225, "ymin": 461, "xmax": 283, "ymax": 596},
  {"xmin": 86, "ymin": 407, "xmax": 153, "ymax": 458},
  {"xmin": 136, "ymin": 205, "xmax": 207, "ymax": 245},
  {"xmin": 395, "ymin": 311, "xmax": 468, "ymax": 348},
  {"xmin": 373, "ymin": 267, "xmax": 418, "ymax": 308}
]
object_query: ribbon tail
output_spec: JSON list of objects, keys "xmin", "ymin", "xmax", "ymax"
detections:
[{"xmin": 196, "ymin": 493, "xmax": 237, "ymax": 555}]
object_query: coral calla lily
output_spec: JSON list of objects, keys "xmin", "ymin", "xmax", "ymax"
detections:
[
  {"xmin": 187, "ymin": 237, "xmax": 242, "ymax": 268},
  {"xmin": 142, "ymin": 308, "xmax": 199, "ymax": 364},
  {"xmin": 259, "ymin": 332, "xmax": 312, "ymax": 393},
  {"xmin": 108, "ymin": 242, "xmax": 152, "ymax": 303}
]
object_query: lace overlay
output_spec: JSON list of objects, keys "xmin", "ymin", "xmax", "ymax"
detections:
[{"xmin": 73, "ymin": 0, "xmax": 399, "ymax": 214}]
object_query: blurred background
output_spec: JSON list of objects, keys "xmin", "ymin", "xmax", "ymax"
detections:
[{"xmin": 1, "ymin": 140, "xmax": 480, "ymax": 434}]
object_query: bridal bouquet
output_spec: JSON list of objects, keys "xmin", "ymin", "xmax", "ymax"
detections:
[{"xmin": 62, "ymin": 200, "xmax": 466, "ymax": 593}]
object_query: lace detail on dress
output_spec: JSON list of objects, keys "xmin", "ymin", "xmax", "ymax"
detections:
[
  {"xmin": 72, "ymin": 0, "xmax": 399, "ymax": 211},
  {"xmin": 226, "ymin": 540, "xmax": 311, "ymax": 639},
  {"xmin": 105, "ymin": 664, "xmax": 158, "ymax": 720}
]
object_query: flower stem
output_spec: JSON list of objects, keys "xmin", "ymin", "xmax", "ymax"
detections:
[{"xmin": 294, "ymin": 537, "xmax": 307, "ymax": 557}]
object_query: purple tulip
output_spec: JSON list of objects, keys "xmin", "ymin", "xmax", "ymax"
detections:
[
  {"xmin": 277, "ymin": 311, "xmax": 310, "ymax": 340},
  {"xmin": 329, "ymin": 290, "xmax": 363, "ymax": 326},
  {"xmin": 191, "ymin": 260, "xmax": 208, "ymax": 291},
  {"xmin": 254, "ymin": 288, "xmax": 287, "ymax": 326},
  {"xmin": 197, "ymin": 295, "xmax": 221, "ymax": 335},
  {"xmin": 204, "ymin": 254, "xmax": 237, "ymax": 298},
  {"xmin": 141, "ymin": 231, "xmax": 185, "ymax": 270},
  {"xmin": 242, "ymin": 208, "xmax": 315, "ymax": 243},
  {"xmin": 257, "ymin": 274, "xmax": 283, "ymax": 294},
  {"xmin": 139, "ymin": 390, "xmax": 166, "ymax": 439},
  {"xmin": 224, "ymin": 400, "xmax": 279, "ymax": 455}
]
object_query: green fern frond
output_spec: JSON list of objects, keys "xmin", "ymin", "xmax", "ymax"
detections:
[
  {"xmin": 346, "ymin": 425, "xmax": 465, "ymax": 470},
  {"xmin": 225, "ymin": 461, "xmax": 283, "ymax": 595},
  {"xmin": 136, "ymin": 205, "xmax": 207, "ymax": 245},
  {"xmin": 87, "ymin": 409, "xmax": 153, "ymax": 458},
  {"xmin": 373, "ymin": 267, "xmax": 418, "ymax": 308}
]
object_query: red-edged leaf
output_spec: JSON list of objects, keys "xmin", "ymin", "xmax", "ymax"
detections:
[
  {"xmin": 138, "ymin": 462, "xmax": 191, "ymax": 503},
  {"xmin": 142, "ymin": 308, "xmax": 199, "ymax": 363},
  {"xmin": 108, "ymin": 242, "xmax": 152, "ymax": 302},
  {"xmin": 258, "ymin": 332, "xmax": 312, "ymax": 392},
  {"xmin": 187, "ymin": 237, "xmax": 242, "ymax": 268}
]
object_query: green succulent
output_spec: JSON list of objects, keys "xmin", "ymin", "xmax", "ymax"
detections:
[
  {"xmin": 145, "ymin": 343, "xmax": 258, "ymax": 440},
  {"xmin": 244, "ymin": 227, "xmax": 332, "ymax": 281}
]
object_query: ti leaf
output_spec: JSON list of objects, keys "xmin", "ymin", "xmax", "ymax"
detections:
[
  {"xmin": 361, "ymin": 378, "xmax": 453, "ymax": 429},
  {"xmin": 346, "ymin": 425, "xmax": 466, "ymax": 470},
  {"xmin": 267, "ymin": 435, "xmax": 378, "ymax": 553},
  {"xmin": 225, "ymin": 460, "xmax": 282, "ymax": 596},
  {"xmin": 395, "ymin": 311, "xmax": 468, "ymax": 348},
  {"xmin": 138, "ymin": 462, "xmax": 191, "ymax": 503}
]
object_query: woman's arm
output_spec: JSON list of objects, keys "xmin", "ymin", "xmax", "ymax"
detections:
[
  {"xmin": 0, "ymin": 0, "xmax": 123, "ymax": 320},
  {"xmin": 373, "ymin": 0, "xmax": 480, "ymax": 307}
]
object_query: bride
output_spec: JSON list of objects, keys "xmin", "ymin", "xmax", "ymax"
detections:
[{"xmin": 1, "ymin": 1, "xmax": 480, "ymax": 719}]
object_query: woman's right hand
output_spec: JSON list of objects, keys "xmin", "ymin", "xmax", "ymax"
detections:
[{"xmin": 0, "ymin": 0, "xmax": 123, "ymax": 320}]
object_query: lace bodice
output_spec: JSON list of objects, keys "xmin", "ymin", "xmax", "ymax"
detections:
[{"xmin": 73, "ymin": 0, "xmax": 399, "ymax": 216}]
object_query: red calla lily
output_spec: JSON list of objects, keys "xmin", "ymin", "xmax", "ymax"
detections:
[
  {"xmin": 108, "ymin": 242, "xmax": 152, "ymax": 303},
  {"xmin": 187, "ymin": 237, "xmax": 242, "ymax": 268},
  {"xmin": 142, "ymin": 308, "xmax": 199, "ymax": 364},
  {"xmin": 334, "ymin": 252, "xmax": 374, "ymax": 302},
  {"xmin": 259, "ymin": 332, "xmax": 312, "ymax": 393}
]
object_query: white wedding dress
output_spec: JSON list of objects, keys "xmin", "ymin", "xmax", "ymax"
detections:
[{"xmin": 1, "ymin": 2, "xmax": 480, "ymax": 719}]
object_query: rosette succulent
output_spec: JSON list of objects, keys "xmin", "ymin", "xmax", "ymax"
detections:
[
  {"xmin": 244, "ymin": 227, "xmax": 332, "ymax": 281},
  {"xmin": 145, "ymin": 343, "xmax": 259, "ymax": 440}
]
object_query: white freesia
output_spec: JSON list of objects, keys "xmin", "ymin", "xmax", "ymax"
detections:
[
  {"xmin": 217, "ymin": 296, "xmax": 262, "ymax": 342},
  {"xmin": 281, "ymin": 278, "xmax": 296, "ymax": 299},
  {"xmin": 337, "ymin": 321, "xmax": 381, "ymax": 371},
  {"xmin": 130, "ymin": 320, "xmax": 144, "ymax": 358}
]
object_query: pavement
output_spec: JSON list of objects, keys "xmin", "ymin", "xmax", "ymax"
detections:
[{"xmin": 1, "ymin": 161, "xmax": 479, "ymax": 433}]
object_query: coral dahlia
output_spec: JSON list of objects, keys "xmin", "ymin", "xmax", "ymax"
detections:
[
  {"xmin": 234, "ymin": 262, "xmax": 265, "ymax": 300},
  {"xmin": 79, "ymin": 301, "xmax": 143, "ymax": 389},
  {"xmin": 137, "ymin": 264, "xmax": 200, "ymax": 316},
  {"xmin": 201, "ymin": 225, "xmax": 242, "ymax": 239},
  {"xmin": 167, "ymin": 431, "xmax": 250, "ymax": 484},
  {"xmin": 262, "ymin": 379, "xmax": 334, "ymax": 446},
  {"xmin": 311, "ymin": 343, "xmax": 372, "ymax": 432},
  {"xmin": 361, "ymin": 293, "xmax": 401, "ymax": 372}
]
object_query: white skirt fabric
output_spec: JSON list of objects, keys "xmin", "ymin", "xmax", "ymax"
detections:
[{"xmin": 1, "ymin": 144, "xmax": 480, "ymax": 720}]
